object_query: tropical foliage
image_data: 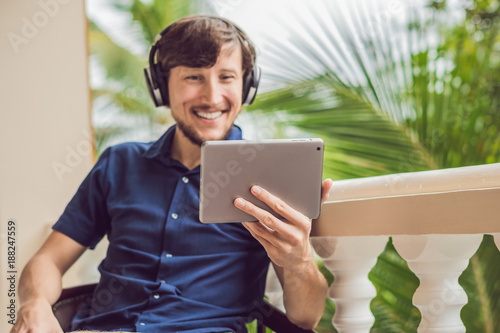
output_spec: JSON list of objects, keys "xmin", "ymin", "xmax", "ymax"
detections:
[
  {"xmin": 88, "ymin": 0, "xmax": 500, "ymax": 331},
  {"xmin": 245, "ymin": 0, "xmax": 500, "ymax": 331}
]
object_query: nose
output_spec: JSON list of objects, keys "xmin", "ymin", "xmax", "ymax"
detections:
[{"xmin": 201, "ymin": 77, "xmax": 224, "ymax": 105}]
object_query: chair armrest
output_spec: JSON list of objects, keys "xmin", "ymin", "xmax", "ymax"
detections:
[
  {"xmin": 256, "ymin": 299, "xmax": 317, "ymax": 333},
  {"xmin": 52, "ymin": 283, "xmax": 97, "ymax": 332},
  {"xmin": 53, "ymin": 284, "xmax": 316, "ymax": 333}
]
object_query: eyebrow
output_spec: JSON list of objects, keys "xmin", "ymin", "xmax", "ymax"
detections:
[{"xmin": 178, "ymin": 66, "xmax": 241, "ymax": 75}]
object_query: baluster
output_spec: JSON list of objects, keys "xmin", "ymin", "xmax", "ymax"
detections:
[
  {"xmin": 492, "ymin": 233, "xmax": 500, "ymax": 251},
  {"xmin": 311, "ymin": 236, "xmax": 388, "ymax": 332},
  {"xmin": 393, "ymin": 234, "xmax": 483, "ymax": 332}
]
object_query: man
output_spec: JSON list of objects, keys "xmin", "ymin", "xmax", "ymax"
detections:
[{"xmin": 12, "ymin": 15, "xmax": 333, "ymax": 333}]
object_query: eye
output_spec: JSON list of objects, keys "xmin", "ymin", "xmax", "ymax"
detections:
[
  {"xmin": 221, "ymin": 74, "xmax": 235, "ymax": 81},
  {"xmin": 186, "ymin": 75, "xmax": 201, "ymax": 81}
]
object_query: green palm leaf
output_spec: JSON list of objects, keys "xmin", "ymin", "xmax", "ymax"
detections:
[{"xmin": 460, "ymin": 235, "xmax": 500, "ymax": 333}]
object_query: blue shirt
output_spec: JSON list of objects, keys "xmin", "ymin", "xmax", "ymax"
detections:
[{"xmin": 53, "ymin": 125, "xmax": 270, "ymax": 333}]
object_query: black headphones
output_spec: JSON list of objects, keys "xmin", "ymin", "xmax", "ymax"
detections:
[{"xmin": 144, "ymin": 17, "xmax": 261, "ymax": 108}]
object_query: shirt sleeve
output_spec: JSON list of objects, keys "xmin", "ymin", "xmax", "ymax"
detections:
[{"xmin": 52, "ymin": 147, "xmax": 112, "ymax": 249}]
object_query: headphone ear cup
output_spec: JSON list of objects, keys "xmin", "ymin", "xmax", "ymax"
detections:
[
  {"xmin": 144, "ymin": 67, "xmax": 162, "ymax": 107},
  {"xmin": 242, "ymin": 66, "xmax": 261, "ymax": 106},
  {"xmin": 152, "ymin": 63, "xmax": 170, "ymax": 107}
]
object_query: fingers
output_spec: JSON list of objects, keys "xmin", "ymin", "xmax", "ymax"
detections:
[
  {"xmin": 234, "ymin": 186, "xmax": 311, "ymax": 240},
  {"xmin": 241, "ymin": 221, "xmax": 276, "ymax": 248},
  {"xmin": 10, "ymin": 299, "xmax": 64, "ymax": 333},
  {"xmin": 234, "ymin": 196, "xmax": 303, "ymax": 250},
  {"xmin": 234, "ymin": 197, "xmax": 282, "ymax": 233},
  {"xmin": 235, "ymin": 180, "xmax": 332, "ymax": 220},
  {"xmin": 249, "ymin": 185, "xmax": 307, "ymax": 223},
  {"xmin": 321, "ymin": 178, "xmax": 333, "ymax": 203},
  {"xmin": 235, "ymin": 185, "xmax": 318, "ymax": 268}
]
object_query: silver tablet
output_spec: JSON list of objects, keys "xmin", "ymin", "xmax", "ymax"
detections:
[{"xmin": 200, "ymin": 138, "xmax": 324, "ymax": 223}]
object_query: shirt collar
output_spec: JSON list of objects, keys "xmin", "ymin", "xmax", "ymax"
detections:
[{"xmin": 143, "ymin": 124, "xmax": 243, "ymax": 166}]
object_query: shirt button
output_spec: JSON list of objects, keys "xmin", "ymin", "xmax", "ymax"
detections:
[
  {"xmin": 160, "ymin": 280, "xmax": 166, "ymax": 283},
  {"xmin": 182, "ymin": 176, "xmax": 189, "ymax": 183},
  {"xmin": 171, "ymin": 213, "xmax": 178, "ymax": 219},
  {"xmin": 165, "ymin": 253, "xmax": 173, "ymax": 258},
  {"xmin": 153, "ymin": 293, "xmax": 160, "ymax": 299},
  {"xmin": 139, "ymin": 323, "xmax": 145, "ymax": 326}
]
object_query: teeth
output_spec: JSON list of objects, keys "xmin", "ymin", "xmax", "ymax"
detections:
[{"xmin": 195, "ymin": 111, "xmax": 223, "ymax": 120}]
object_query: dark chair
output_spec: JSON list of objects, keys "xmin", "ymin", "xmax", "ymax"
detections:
[{"xmin": 52, "ymin": 283, "xmax": 316, "ymax": 333}]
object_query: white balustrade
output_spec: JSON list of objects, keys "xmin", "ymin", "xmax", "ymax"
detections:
[
  {"xmin": 311, "ymin": 236, "xmax": 388, "ymax": 332},
  {"xmin": 392, "ymin": 234, "xmax": 483, "ymax": 332},
  {"xmin": 310, "ymin": 163, "xmax": 500, "ymax": 332}
]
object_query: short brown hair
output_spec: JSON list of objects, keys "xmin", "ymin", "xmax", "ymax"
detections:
[{"xmin": 156, "ymin": 15, "xmax": 256, "ymax": 82}]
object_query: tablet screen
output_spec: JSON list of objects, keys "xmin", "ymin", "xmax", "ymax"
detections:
[{"xmin": 200, "ymin": 139, "xmax": 324, "ymax": 223}]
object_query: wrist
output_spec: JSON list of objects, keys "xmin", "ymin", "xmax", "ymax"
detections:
[
  {"xmin": 283, "ymin": 254, "xmax": 319, "ymax": 280},
  {"xmin": 20, "ymin": 295, "xmax": 52, "ymax": 309}
]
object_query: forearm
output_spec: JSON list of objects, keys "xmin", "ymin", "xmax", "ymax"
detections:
[
  {"xmin": 18, "ymin": 253, "xmax": 64, "ymax": 306},
  {"xmin": 280, "ymin": 251, "xmax": 328, "ymax": 329},
  {"xmin": 11, "ymin": 232, "xmax": 86, "ymax": 332}
]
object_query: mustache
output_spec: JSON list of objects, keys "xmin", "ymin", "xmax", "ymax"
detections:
[{"xmin": 191, "ymin": 103, "xmax": 229, "ymax": 111}]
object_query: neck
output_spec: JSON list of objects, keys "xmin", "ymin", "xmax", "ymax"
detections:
[{"xmin": 170, "ymin": 130, "xmax": 201, "ymax": 170}]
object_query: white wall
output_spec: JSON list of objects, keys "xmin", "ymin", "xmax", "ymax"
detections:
[{"xmin": 0, "ymin": 1, "xmax": 105, "ymax": 331}]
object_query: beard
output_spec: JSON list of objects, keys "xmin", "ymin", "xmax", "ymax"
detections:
[{"xmin": 174, "ymin": 116, "xmax": 233, "ymax": 146}]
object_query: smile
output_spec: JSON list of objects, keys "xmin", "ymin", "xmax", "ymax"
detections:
[{"xmin": 194, "ymin": 111, "xmax": 224, "ymax": 120}]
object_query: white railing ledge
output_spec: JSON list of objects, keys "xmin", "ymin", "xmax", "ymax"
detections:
[
  {"xmin": 325, "ymin": 163, "xmax": 500, "ymax": 200},
  {"xmin": 313, "ymin": 163, "xmax": 500, "ymax": 237}
]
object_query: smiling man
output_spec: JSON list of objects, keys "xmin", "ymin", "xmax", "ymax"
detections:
[{"xmin": 11, "ymin": 15, "xmax": 332, "ymax": 333}]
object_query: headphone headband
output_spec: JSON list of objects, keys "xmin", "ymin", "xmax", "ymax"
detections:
[{"xmin": 144, "ymin": 16, "xmax": 260, "ymax": 107}]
